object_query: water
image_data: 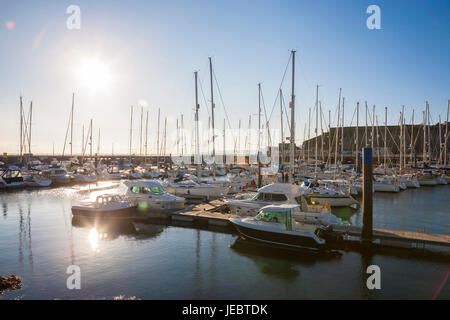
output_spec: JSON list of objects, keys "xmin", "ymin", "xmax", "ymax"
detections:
[{"xmin": 0, "ymin": 184, "xmax": 449, "ymax": 299}]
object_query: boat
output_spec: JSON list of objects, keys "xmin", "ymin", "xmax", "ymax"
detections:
[
  {"xmin": 398, "ymin": 174, "xmax": 420, "ymax": 188},
  {"xmin": 226, "ymin": 183, "xmax": 310, "ymax": 216},
  {"xmin": 48, "ymin": 163, "xmax": 73, "ymax": 185},
  {"xmin": 164, "ymin": 177, "xmax": 229, "ymax": 199},
  {"xmin": 301, "ymin": 180, "xmax": 360, "ymax": 208},
  {"xmin": 417, "ymin": 172, "xmax": 438, "ymax": 186},
  {"xmin": 121, "ymin": 180, "xmax": 185, "ymax": 218},
  {"xmin": 121, "ymin": 168, "xmax": 143, "ymax": 180},
  {"xmin": 23, "ymin": 170, "xmax": 52, "ymax": 187},
  {"xmin": 373, "ymin": 176, "xmax": 401, "ymax": 192},
  {"xmin": 229, "ymin": 204, "xmax": 344, "ymax": 251},
  {"xmin": 100, "ymin": 165, "xmax": 122, "ymax": 180},
  {"xmin": 71, "ymin": 194, "xmax": 137, "ymax": 219},
  {"xmin": 0, "ymin": 166, "xmax": 25, "ymax": 189},
  {"xmin": 72, "ymin": 167, "xmax": 98, "ymax": 183}
]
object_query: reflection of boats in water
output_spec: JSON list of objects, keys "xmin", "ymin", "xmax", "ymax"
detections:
[
  {"xmin": 72, "ymin": 216, "xmax": 165, "ymax": 241},
  {"xmin": 230, "ymin": 237, "xmax": 341, "ymax": 279}
]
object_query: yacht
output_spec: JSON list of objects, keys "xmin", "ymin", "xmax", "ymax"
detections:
[
  {"xmin": 227, "ymin": 183, "xmax": 310, "ymax": 216},
  {"xmin": 417, "ymin": 172, "xmax": 438, "ymax": 186},
  {"xmin": 121, "ymin": 180, "xmax": 185, "ymax": 218},
  {"xmin": 100, "ymin": 165, "xmax": 122, "ymax": 180},
  {"xmin": 23, "ymin": 170, "xmax": 52, "ymax": 187},
  {"xmin": 301, "ymin": 180, "xmax": 360, "ymax": 208},
  {"xmin": 48, "ymin": 163, "xmax": 73, "ymax": 185},
  {"xmin": 164, "ymin": 177, "xmax": 229, "ymax": 199},
  {"xmin": 71, "ymin": 194, "xmax": 137, "ymax": 219},
  {"xmin": 229, "ymin": 204, "xmax": 344, "ymax": 251},
  {"xmin": 373, "ymin": 176, "xmax": 401, "ymax": 192},
  {"xmin": 0, "ymin": 166, "xmax": 25, "ymax": 189},
  {"xmin": 72, "ymin": 167, "xmax": 98, "ymax": 184}
]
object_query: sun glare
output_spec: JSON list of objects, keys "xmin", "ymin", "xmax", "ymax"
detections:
[{"xmin": 75, "ymin": 58, "xmax": 114, "ymax": 93}]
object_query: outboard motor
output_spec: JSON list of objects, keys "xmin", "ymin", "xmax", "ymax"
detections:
[{"xmin": 315, "ymin": 225, "xmax": 344, "ymax": 243}]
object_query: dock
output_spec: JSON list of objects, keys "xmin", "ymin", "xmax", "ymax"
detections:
[{"xmin": 165, "ymin": 200, "xmax": 450, "ymax": 254}]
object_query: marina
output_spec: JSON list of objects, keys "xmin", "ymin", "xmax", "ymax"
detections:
[{"xmin": 1, "ymin": 1, "xmax": 449, "ymax": 303}]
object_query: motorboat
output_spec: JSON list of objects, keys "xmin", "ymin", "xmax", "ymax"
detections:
[
  {"xmin": 0, "ymin": 166, "xmax": 25, "ymax": 189},
  {"xmin": 417, "ymin": 172, "xmax": 438, "ymax": 186},
  {"xmin": 397, "ymin": 174, "xmax": 420, "ymax": 188},
  {"xmin": 72, "ymin": 167, "xmax": 98, "ymax": 183},
  {"xmin": 229, "ymin": 204, "xmax": 344, "ymax": 251},
  {"xmin": 226, "ymin": 183, "xmax": 311, "ymax": 216},
  {"xmin": 23, "ymin": 170, "xmax": 52, "ymax": 187},
  {"xmin": 121, "ymin": 168, "xmax": 142, "ymax": 180},
  {"xmin": 100, "ymin": 165, "xmax": 122, "ymax": 180},
  {"xmin": 301, "ymin": 180, "xmax": 360, "ymax": 208},
  {"xmin": 373, "ymin": 176, "xmax": 401, "ymax": 192},
  {"xmin": 121, "ymin": 180, "xmax": 185, "ymax": 218},
  {"xmin": 71, "ymin": 194, "xmax": 137, "ymax": 219},
  {"xmin": 48, "ymin": 163, "xmax": 73, "ymax": 185},
  {"xmin": 164, "ymin": 177, "xmax": 229, "ymax": 199}
]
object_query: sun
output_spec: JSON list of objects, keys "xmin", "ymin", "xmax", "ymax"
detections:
[{"xmin": 75, "ymin": 58, "xmax": 114, "ymax": 93}]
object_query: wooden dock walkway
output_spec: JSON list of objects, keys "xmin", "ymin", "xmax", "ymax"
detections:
[{"xmin": 168, "ymin": 201, "xmax": 450, "ymax": 251}]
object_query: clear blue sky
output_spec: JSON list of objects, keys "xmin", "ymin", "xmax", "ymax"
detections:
[{"xmin": 1, "ymin": 0, "xmax": 449, "ymax": 155}]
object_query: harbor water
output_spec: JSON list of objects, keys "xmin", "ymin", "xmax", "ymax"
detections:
[{"xmin": 0, "ymin": 183, "xmax": 449, "ymax": 299}]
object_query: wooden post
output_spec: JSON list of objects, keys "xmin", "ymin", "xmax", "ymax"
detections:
[{"xmin": 362, "ymin": 147, "xmax": 373, "ymax": 243}]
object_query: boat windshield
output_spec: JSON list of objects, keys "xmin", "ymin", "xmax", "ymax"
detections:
[
  {"xmin": 256, "ymin": 210, "xmax": 287, "ymax": 223},
  {"xmin": 252, "ymin": 193, "xmax": 287, "ymax": 201},
  {"xmin": 130, "ymin": 186, "xmax": 167, "ymax": 195}
]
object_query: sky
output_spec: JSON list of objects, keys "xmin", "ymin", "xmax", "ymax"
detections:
[{"xmin": 0, "ymin": 0, "xmax": 449, "ymax": 156}]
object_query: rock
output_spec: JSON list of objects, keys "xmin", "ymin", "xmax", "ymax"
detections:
[{"xmin": 0, "ymin": 275, "xmax": 22, "ymax": 294}]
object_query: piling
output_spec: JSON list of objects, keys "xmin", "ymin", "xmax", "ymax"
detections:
[{"xmin": 361, "ymin": 147, "xmax": 373, "ymax": 243}]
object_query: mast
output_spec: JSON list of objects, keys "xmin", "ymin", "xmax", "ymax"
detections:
[
  {"xmin": 157, "ymin": 108, "xmax": 160, "ymax": 167},
  {"xmin": 289, "ymin": 50, "xmax": 296, "ymax": 183},
  {"xmin": 356, "ymin": 102, "xmax": 359, "ymax": 172},
  {"xmin": 400, "ymin": 107, "xmax": 403, "ymax": 171},
  {"xmin": 70, "ymin": 93, "xmax": 74, "ymax": 156},
  {"xmin": 403, "ymin": 106, "xmax": 406, "ymax": 169},
  {"xmin": 439, "ymin": 115, "xmax": 442, "ymax": 166},
  {"xmin": 176, "ymin": 119, "xmax": 179, "ymax": 155},
  {"xmin": 384, "ymin": 107, "xmax": 387, "ymax": 174},
  {"xmin": 139, "ymin": 106, "xmax": 143, "ymax": 157},
  {"xmin": 129, "ymin": 106, "xmax": 133, "ymax": 161},
  {"xmin": 181, "ymin": 114, "xmax": 185, "ymax": 156},
  {"xmin": 307, "ymin": 107, "xmax": 311, "ymax": 165},
  {"xmin": 223, "ymin": 118, "xmax": 226, "ymax": 164},
  {"xmin": 19, "ymin": 96, "xmax": 23, "ymax": 163},
  {"xmin": 427, "ymin": 102, "xmax": 431, "ymax": 165},
  {"xmin": 194, "ymin": 71, "xmax": 201, "ymax": 179},
  {"xmin": 423, "ymin": 109, "xmax": 426, "ymax": 165},
  {"xmin": 89, "ymin": 119, "xmax": 93, "ymax": 158},
  {"xmin": 145, "ymin": 110, "xmax": 149, "ymax": 160},
  {"xmin": 341, "ymin": 97, "xmax": 345, "ymax": 164},
  {"xmin": 314, "ymin": 85, "xmax": 319, "ymax": 173},
  {"xmin": 410, "ymin": 109, "xmax": 414, "ymax": 165},
  {"xmin": 209, "ymin": 57, "xmax": 216, "ymax": 166},
  {"xmin": 365, "ymin": 101, "xmax": 368, "ymax": 146},
  {"xmin": 328, "ymin": 110, "xmax": 331, "ymax": 166},
  {"xmin": 28, "ymin": 101, "xmax": 33, "ymax": 154},
  {"xmin": 280, "ymin": 89, "xmax": 284, "ymax": 167},
  {"xmin": 445, "ymin": 100, "xmax": 449, "ymax": 167},
  {"xmin": 334, "ymin": 88, "xmax": 341, "ymax": 173},
  {"xmin": 257, "ymin": 83, "xmax": 262, "ymax": 188},
  {"xmin": 320, "ymin": 102, "xmax": 324, "ymax": 162},
  {"xmin": 371, "ymin": 104, "xmax": 375, "ymax": 151}
]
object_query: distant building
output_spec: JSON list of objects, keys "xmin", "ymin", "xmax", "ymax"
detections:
[{"xmin": 301, "ymin": 123, "xmax": 449, "ymax": 164}]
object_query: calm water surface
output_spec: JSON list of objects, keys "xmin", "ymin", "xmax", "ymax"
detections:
[{"xmin": 0, "ymin": 183, "xmax": 449, "ymax": 299}]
